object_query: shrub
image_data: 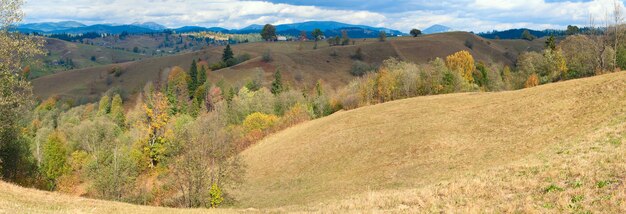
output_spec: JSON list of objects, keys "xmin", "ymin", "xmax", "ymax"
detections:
[
  {"xmin": 208, "ymin": 183, "xmax": 224, "ymax": 208},
  {"xmin": 464, "ymin": 39, "xmax": 474, "ymax": 49},
  {"xmin": 351, "ymin": 47, "xmax": 364, "ymax": 60},
  {"xmin": 278, "ymin": 103, "xmax": 312, "ymax": 128},
  {"xmin": 350, "ymin": 60, "xmax": 376, "ymax": 76},
  {"xmin": 210, "ymin": 61, "xmax": 227, "ymax": 70},
  {"xmin": 262, "ymin": 49, "xmax": 272, "ymax": 62},
  {"xmin": 525, "ymin": 73, "xmax": 539, "ymax": 88},
  {"xmin": 242, "ymin": 112, "xmax": 279, "ymax": 133}
]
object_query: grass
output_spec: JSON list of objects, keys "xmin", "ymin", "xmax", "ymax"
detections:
[
  {"xmin": 234, "ymin": 71, "xmax": 626, "ymax": 212},
  {"xmin": 0, "ymin": 181, "xmax": 235, "ymax": 213},
  {"xmin": 30, "ymin": 38, "xmax": 145, "ymax": 79}
]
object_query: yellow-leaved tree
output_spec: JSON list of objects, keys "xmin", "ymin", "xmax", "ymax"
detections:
[{"xmin": 445, "ymin": 50, "xmax": 475, "ymax": 83}]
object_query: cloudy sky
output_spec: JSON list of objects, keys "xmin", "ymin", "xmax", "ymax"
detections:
[{"xmin": 22, "ymin": 0, "xmax": 625, "ymax": 32}]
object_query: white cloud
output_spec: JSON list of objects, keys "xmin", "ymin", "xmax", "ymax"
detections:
[{"xmin": 20, "ymin": 0, "xmax": 626, "ymax": 33}]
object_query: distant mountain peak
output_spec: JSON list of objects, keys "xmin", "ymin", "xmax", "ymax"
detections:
[
  {"xmin": 423, "ymin": 24, "xmax": 453, "ymax": 34},
  {"xmin": 131, "ymin": 22, "xmax": 166, "ymax": 31}
]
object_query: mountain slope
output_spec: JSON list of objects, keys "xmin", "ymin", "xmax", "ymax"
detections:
[{"xmin": 236, "ymin": 71, "xmax": 626, "ymax": 211}]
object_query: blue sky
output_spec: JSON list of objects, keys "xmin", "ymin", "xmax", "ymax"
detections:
[{"xmin": 22, "ymin": 0, "xmax": 625, "ymax": 32}]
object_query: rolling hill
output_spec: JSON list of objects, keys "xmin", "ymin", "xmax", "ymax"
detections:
[
  {"xmin": 6, "ymin": 71, "xmax": 626, "ymax": 213},
  {"xmin": 236, "ymin": 71, "xmax": 626, "ymax": 212},
  {"xmin": 32, "ymin": 32, "xmax": 545, "ymax": 102},
  {"xmin": 30, "ymin": 38, "xmax": 146, "ymax": 78}
]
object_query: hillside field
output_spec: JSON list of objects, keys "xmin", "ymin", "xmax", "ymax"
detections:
[
  {"xmin": 32, "ymin": 32, "xmax": 544, "ymax": 102},
  {"xmin": 6, "ymin": 71, "xmax": 626, "ymax": 213},
  {"xmin": 30, "ymin": 38, "xmax": 146, "ymax": 79}
]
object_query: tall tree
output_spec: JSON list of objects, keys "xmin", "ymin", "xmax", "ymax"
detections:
[
  {"xmin": 0, "ymin": 0, "xmax": 44, "ymax": 173},
  {"xmin": 521, "ymin": 30, "xmax": 535, "ymax": 41},
  {"xmin": 198, "ymin": 66, "xmax": 207, "ymax": 87},
  {"xmin": 410, "ymin": 29, "xmax": 422, "ymax": 37},
  {"xmin": 271, "ymin": 70, "xmax": 283, "ymax": 95},
  {"xmin": 188, "ymin": 59, "xmax": 198, "ymax": 95},
  {"xmin": 222, "ymin": 44, "xmax": 234, "ymax": 62},
  {"xmin": 261, "ymin": 24, "xmax": 277, "ymax": 41},
  {"xmin": 311, "ymin": 28, "xmax": 324, "ymax": 49},
  {"xmin": 545, "ymin": 35, "xmax": 556, "ymax": 51},
  {"xmin": 378, "ymin": 31, "xmax": 387, "ymax": 42},
  {"xmin": 110, "ymin": 94, "xmax": 125, "ymax": 127},
  {"xmin": 341, "ymin": 30, "xmax": 350, "ymax": 45}
]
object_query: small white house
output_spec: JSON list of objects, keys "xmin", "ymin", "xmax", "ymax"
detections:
[{"xmin": 277, "ymin": 36, "xmax": 287, "ymax": 41}]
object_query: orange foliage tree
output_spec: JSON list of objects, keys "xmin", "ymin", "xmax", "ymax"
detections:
[{"xmin": 525, "ymin": 73, "xmax": 539, "ymax": 88}]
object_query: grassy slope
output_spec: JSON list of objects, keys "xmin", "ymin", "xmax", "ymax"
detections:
[
  {"xmin": 237, "ymin": 71, "xmax": 626, "ymax": 212},
  {"xmin": 32, "ymin": 32, "xmax": 543, "ymax": 101},
  {"xmin": 30, "ymin": 38, "xmax": 146, "ymax": 78},
  {"xmin": 6, "ymin": 72, "xmax": 626, "ymax": 213},
  {"xmin": 0, "ymin": 181, "xmax": 233, "ymax": 213}
]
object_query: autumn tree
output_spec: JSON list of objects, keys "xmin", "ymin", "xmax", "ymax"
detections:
[
  {"xmin": 169, "ymin": 113, "xmax": 243, "ymax": 208},
  {"xmin": 261, "ymin": 24, "xmax": 277, "ymax": 41},
  {"xmin": 167, "ymin": 66, "xmax": 191, "ymax": 114},
  {"xmin": 97, "ymin": 95, "xmax": 111, "ymax": 116},
  {"xmin": 410, "ymin": 29, "xmax": 422, "ymax": 37},
  {"xmin": 445, "ymin": 50, "xmax": 475, "ymax": 83},
  {"xmin": 41, "ymin": 132, "xmax": 69, "ymax": 190},
  {"xmin": 501, "ymin": 65, "xmax": 513, "ymax": 90},
  {"xmin": 110, "ymin": 94, "xmax": 125, "ymax": 127},
  {"xmin": 525, "ymin": 73, "xmax": 539, "ymax": 88},
  {"xmin": 0, "ymin": 0, "xmax": 43, "ymax": 173},
  {"xmin": 140, "ymin": 92, "xmax": 170, "ymax": 168}
]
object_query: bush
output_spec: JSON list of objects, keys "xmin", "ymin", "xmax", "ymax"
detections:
[
  {"xmin": 464, "ymin": 39, "xmax": 474, "ymax": 49},
  {"xmin": 525, "ymin": 73, "xmax": 539, "ymax": 88},
  {"xmin": 242, "ymin": 112, "xmax": 279, "ymax": 133},
  {"xmin": 350, "ymin": 60, "xmax": 376, "ymax": 76},
  {"xmin": 278, "ymin": 103, "xmax": 312, "ymax": 128},
  {"xmin": 351, "ymin": 47, "xmax": 364, "ymax": 60},
  {"xmin": 262, "ymin": 49, "xmax": 272, "ymax": 62},
  {"xmin": 210, "ymin": 61, "xmax": 227, "ymax": 70}
]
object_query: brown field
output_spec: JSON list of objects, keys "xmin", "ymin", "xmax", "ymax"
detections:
[
  {"xmin": 8, "ymin": 71, "xmax": 626, "ymax": 213},
  {"xmin": 32, "ymin": 32, "xmax": 544, "ymax": 102}
]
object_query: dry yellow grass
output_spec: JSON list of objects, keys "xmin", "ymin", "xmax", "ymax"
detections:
[
  {"xmin": 236, "ymin": 71, "xmax": 626, "ymax": 212},
  {"xmin": 0, "ymin": 181, "xmax": 239, "ymax": 213},
  {"xmin": 8, "ymin": 72, "xmax": 626, "ymax": 213}
]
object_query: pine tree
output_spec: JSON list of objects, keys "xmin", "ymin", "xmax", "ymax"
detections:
[
  {"xmin": 188, "ymin": 59, "xmax": 198, "ymax": 96},
  {"xmin": 271, "ymin": 70, "xmax": 283, "ymax": 95},
  {"xmin": 198, "ymin": 66, "xmax": 207, "ymax": 86},
  {"xmin": 222, "ymin": 44, "xmax": 234, "ymax": 62}
]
